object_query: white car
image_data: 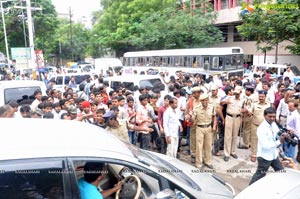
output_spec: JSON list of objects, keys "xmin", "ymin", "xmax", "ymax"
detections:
[
  {"xmin": 0, "ymin": 80, "xmax": 46, "ymax": 106},
  {"xmin": 235, "ymin": 168, "xmax": 300, "ymax": 199},
  {"xmin": 0, "ymin": 119, "xmax": 235, "ymax": 199}
]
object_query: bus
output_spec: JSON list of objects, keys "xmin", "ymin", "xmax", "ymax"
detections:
[{"xmin": 123, "ymin": 47, "xmax": 244, "ymax": 78}]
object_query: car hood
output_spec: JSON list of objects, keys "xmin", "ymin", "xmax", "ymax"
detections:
[
  {"xmin": 148, "ymin": 151, "xmax": 234, "ymax": 198},
  {"xmin": 235, "ymin": 168, "xmax": 300, "ymax": 199}
]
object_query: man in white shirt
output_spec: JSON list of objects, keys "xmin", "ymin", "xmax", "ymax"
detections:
[
  {"xmin": 163, "ymin": 97, "xmax": 183, "ymax": 158},
  {"xmin": 283, "ymin": 66, "xmax": 294, "ymax": 82},
  {"xmin": 30, "ymin": 89, "xmax": 43, "ymax": 112},
  {"xmin": 263, "ymin": 82, "xmax": 275, "ymax": 107},
  {"xmin": 276, "ymin": 90, "xmax": 294, "ymax": 126},
  {"xmin": 249, "ymin": 107, "xmax": 285, "ymax": 185}
]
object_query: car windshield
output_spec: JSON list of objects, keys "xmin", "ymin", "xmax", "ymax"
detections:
[
  {"xmin": 125, "ymin": 143, "xmax": 200, "ymax": 190},
  {"xmin": 139, "ymin": 78, "xmax": 162, "ymax": 88},
  {"xmin": 4, "ymin": 87, "xmax": 39, "ymax": 104}
]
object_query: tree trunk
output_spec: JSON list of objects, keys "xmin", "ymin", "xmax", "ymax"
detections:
[{"xmin": 275, "ymin": 44, "xmax": 278, "ymax": 64}]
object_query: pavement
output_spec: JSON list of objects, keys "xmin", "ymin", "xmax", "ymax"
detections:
[
  {"xmin": 150, "ymin": 137, "xmax": 300, "ymax": 195},
  {"xmin": 176, "ymin": 139, "xmax": 257, "ymax": 195}
]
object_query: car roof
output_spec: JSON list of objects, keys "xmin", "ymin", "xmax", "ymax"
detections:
[
  {"xmin": 0, "ymin": 119, "xmax": 134, "ymax": 161},
  {"xmin": 235, "ymin": 168, "xmax": 300, "ymax": 199},
  {"xmin": 0, "ymin": 80, "xmax": 46, "ymax": 88},
  {"xmin": 107, "ymin": 75, "xmax": 162, "ymax": 81}
]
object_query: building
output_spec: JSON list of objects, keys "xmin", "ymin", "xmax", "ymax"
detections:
[{"xmin": 179, "ymin": 0, "xmax": 300, "ymax": 65}]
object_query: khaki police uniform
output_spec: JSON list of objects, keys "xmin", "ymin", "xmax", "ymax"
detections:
[
  {"xmin": 250, "ymin": 102, "xmax": 270, "ymax": 157},
  {"xmin": 106, "ymin": 120, "xmax": 129, "ymax": 142},
  {"xmin": 186, "ymin": 86, "xmax": 202, "ymax": 157},
  {"xmin": 209, "ymin": 95, "xmax": 221, "ymax": 141},
  {"xmin": 193, "ymin": 99, "xmax": 216, "ymax": 167},
  {"xmin": 224, "ymin": 96, "xmax": 243, "ymax": 157},
  {"xmin": 242, "ymin": 93, "xmax": 257, "ymax": 148}
]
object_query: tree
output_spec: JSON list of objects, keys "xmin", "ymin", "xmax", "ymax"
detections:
[
  {"xmin": 91, "ymin": 0, "xmax": 222, "ymax": 56},
  {"xmin": 131, "ymin": 7, "xmax": 223, "ymax": 50},
  {"xmin": 54, "ymin": 18, "xmax": 91, "ymax": 63},
  {"xmin": 0, "ymin": 0, "xmax": 58, "ymax": 61},
  {"xmin": 237, "ymin": 0, "xmax": 300, "ymax": 63}
]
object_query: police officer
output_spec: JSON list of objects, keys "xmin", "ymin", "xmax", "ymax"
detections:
[
  {"xmin": 209, "ymin": 84, "xmax": 221, "ymax": 155},
  {"xmin": 249, "ymin": 90, "xmax": 270, "ymax": 162},
  {"xmin": 192, "ymin": 93, "xmax": 217, "ymax": 169},
  {"xmin": 239, "ymin": 84, "xmax": 257, "ymax": 149},
  {"xmin": 185, "ymin": 86, "xmax": 203, "ymax": 163},
  {"xmin": 222, "ymin": 86, "xmax": 243, "ymax": 162}
]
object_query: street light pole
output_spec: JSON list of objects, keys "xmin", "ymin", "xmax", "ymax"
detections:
[
  {"xmin": 26, "ymin": 0, "xmax": 35, "ymax": 69},
  {"xmin": 1, "ymin": 1, "xmax": 10, "ymax": 65}
]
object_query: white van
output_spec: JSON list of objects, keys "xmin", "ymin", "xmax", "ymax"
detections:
[
  {"xmin": 0, "ymin": 80, "xmax": 46, "ymax": 106},
  {"xmin": 253, "ymin": 64, "xmax": 287, "ymax": 77},
  {"xmin": 104, "ymin": 75, "xmax": 167, "ymax": 91},
  {"xmin": 253, "ymin": 64, "xmax": 300, "ymax": 84},
  {"xmin": 51, "ymin": 73, "xmax": 94, "ymax": 93},
  {"xmin": 94, "ymin": 58, "xmax": 123, "ymax": 75}
]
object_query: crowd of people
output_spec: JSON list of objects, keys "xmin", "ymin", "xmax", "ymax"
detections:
[{"xmin": 0, "ymin": 66, "xmax": 299, "ymax": 177}]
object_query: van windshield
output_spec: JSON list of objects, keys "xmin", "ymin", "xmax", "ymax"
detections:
[
  {"xmin": 4, "ymin": 87, "xmax": 40, "ymax": 104},
  {"xmin": 139, "ymin": 78, "xmax": 162, "ymax": 88},
  {"xmin": 111, "ymin": 81, "xmax": 134, "ymax": 91}
]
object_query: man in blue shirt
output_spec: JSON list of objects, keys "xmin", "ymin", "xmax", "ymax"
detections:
[{"xmin": 78, "ymin": 162, "xmax": 122, "ymax": 199}]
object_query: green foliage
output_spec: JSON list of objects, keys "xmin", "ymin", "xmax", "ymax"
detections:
[
  {"xmin": 91, "ymin": 0, "xmax": 222, "ymax": 56},
  {"xmin": 237, "ymin": 0, "xmax": 300, "ymax": 55},
  {"xmin": 0, "ymin": 0, "xmax": 58, "ymax": 61},
  {"xmin": 55, "ymin": 18, "xmax": 91, "ymax": 62}
]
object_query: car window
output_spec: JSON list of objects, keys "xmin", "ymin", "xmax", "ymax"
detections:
[
  {"xmin": 123, "ymin": 82, "xmax": 134, "ymax": 91},
  {"xmin": 4, "ymin": 87, "xmax": 40, "ymax": 104},
  {"xmin": 71, "ymin": 159, "xmax": 161, "ymax": 199},
  {"xmin": 0, "ymin": 160, "xmax": 65, "ymax": 199},
  {"xmin": 75, "ymin": 75, "xmax": 87, "ymax": 84},
  {"xmin": 111, "ymin": 81, "xmax": 122, "ymax": 90},
  {"xmin": 56, "ymin": 76, "xmax": 63, "ymax": 85},
  {"xmin": 64, "ymin": 76, "xmax": 71, "ymax": 85}
]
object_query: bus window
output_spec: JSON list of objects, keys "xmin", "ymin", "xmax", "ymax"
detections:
[
  {"xmin": 169, "ymin": 57, "xmax": 174, "ymax": 66},
  {"xmin": 146, "ymin": 57, "xmax": 152, "ymax": 66},
  {"xmin": 192, "ymin": 57, "xmax": 197, "ymax": 67},
  {"xmin": 187, "ymin": 57, "xmax": 193, "ymax": 67},
  {"xmin": 134, "ymin": 58, "xmax": 139, "ymax": 66},
  {"xmin": 162, "ymin": 57, "xmax": 168, "ymax": 66},
  {"xmin": 153, "ymin": 57, "xmax": 159, "ymax": 66},
  {"xmin": 212, "ymin": 57, "xmax": 219, "ymax": 69},
  {"xmin": 196, "ymin": 57, "xmax": 202, "ymax": 68},
  {"xmin": 231, "ymin": 55, "xmax": 237, "ymax": 68},
  {"xmin": 219, "ymin": 57, "xmax": 224, "ymax": 69},
  {"xmin": 225, "ymin": 56, "xmax": 231, "ymax": 68},
  {"xmin": 204, "ymin": 56, "xmax": 210, "ymax": 70},
  {"xmin": 174, "ymin": 57, "xmax": 183, "ymax": 67},
  {"xmin": 236, "ymin": 55, "xmax": 243, "ymax": 69},
  {"xmin": 184, "ymin": 57, "xmax": 190, "ymax": 67}
]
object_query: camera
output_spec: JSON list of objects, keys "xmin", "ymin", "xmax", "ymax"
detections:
[{"xmin": 277, "ymin": 126, "xmax": 299, "ymax": 147}]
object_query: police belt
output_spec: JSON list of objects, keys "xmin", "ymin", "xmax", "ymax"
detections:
[
  {"xmin": 226, "ymin": 113, "xmax": 241, "ymax": 118},
  {"xmin": 197, "ymin": 123, "xmax": 212, "ymax": 128}
]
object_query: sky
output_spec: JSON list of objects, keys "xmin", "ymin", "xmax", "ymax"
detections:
[{"xmin": 51, "ymin": 0, "xmax": 101, "ymax": 17}]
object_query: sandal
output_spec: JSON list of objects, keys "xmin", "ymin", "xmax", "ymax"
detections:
[{"xmin": 214, "ymin": 151, "xmax": 222, "ymax": 156}]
